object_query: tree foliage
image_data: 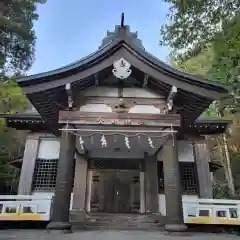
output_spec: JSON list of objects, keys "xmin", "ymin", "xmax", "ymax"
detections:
[
  {"xmin": 166, "ymin": 0, "xmax": 240, "ymax": 196},
  {"xmin": 160, "ymin": 0, "xmax": 240, "ymax": 59},
  {"xmin": 209, "ymin": 17, "xmax": 240, "ymax": 113},
  {"xmin": 0, "ymin": 0, "xmax": 46, "ymax": 193},
  {"xmin": 0, "ymin": 79, "xmax": 29, "ymax": 194},
  {"xmin": 173, "ymin": 44, "xmax": 240, "ymax": 196},
  {"xmin": 161, "ymin": 0, "xmax": 240, "ymax": 113},
  {"xmin": 171, "ymin": 46, "xmax": 214, "ymax": 78},
  {"xmin": 0, "ymin": 0, "xmax": 46, "ymax": 77}
]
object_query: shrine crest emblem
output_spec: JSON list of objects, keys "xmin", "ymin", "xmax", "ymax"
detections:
[{"xmin": 112, "ymin": 58, "xmax": 132, "ymax": 79}]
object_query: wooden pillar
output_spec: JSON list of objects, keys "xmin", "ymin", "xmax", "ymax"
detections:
[
  {"xmin": 162, "ymin": 134, "xmax": 187, "ymax": 232},
  {"xmin": 85, "ymin": 170, "xmax": 93, "ymax": 212},
  {"xmin": 72, "ymin": 155, "xmax": 88, "ymax": 212},
  {"xmin": 18, "ymin": 134, "xmax": 39, "ymax": 195},
  {"xmin": 139, "ymin": 159, "xmax": 145, "ymax": 213},
  {"xmin": 144, "ymin": 153, "xmax": 159, "ymax": 212},
  {"xmin": 194, "ymin": 140, "xmax": 213, "ymax": 198},
  {"xmin": 47, "ymin": 125, "xmax": 76, "ymax": 230},
  {"xmin": 140, "ymin": 171, "xmax": 145, "ymax": 213}
]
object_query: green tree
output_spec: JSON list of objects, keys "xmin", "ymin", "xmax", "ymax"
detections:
[
  {"xmin": 0, "ymin": 0, "xmax": 46, "ymax": 193},
  {"xmin": 160, "ymin": 0, "xmax": 240, "ymax": 113},
  {"xmin": 171, "ymin": 46, "xmax": 214, "ymax": 78},
  {"xmin": 0, "ymin": 79, "xmax": 29, "ymax": 194},
  {"xmin": 0, "ymin": 0, "xmax": 46, "ymax": 77},
  {"xmin": 173, "ymin": 44, "xmax": 240, "ymax": 197},
  {"xmin": 160, "ymin": 0, "xmax": 239, "ymax": 59},
  {"xmin": 208, "ymin": 17, "xmax": 240, "ymax": 113}
]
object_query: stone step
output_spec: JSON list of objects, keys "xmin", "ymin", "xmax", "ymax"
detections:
[
  {"xmin": 85, "ymin": 218, "xmax": 162, "ymax": 224},
  {"xmin": 84, "ymin": 222, "xmax": 164, "ymax": 228},
  {"xmin": 87, "ymin": 213, "xmax": 163, "ymax": 218},
  {"xmin": 82, "ymin": 226, "xmax": 165, "ymax": 231},
  {"xmin": 85, "ymin": 220, "xmax": 161, "ymax": 224},
  {"xmin": 72, "ymin": 223, "xmax": 165, "ymax": 231},
  {"xmin": 71, "ymin": 213, "xmax": 166, "ymax": 230},
  {"xmin": 72, "ymin": 225, "xmax": 165, "ymax": 232}
]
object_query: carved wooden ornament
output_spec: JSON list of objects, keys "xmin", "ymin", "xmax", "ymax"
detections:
[{"xmin": 112, "ymin": 58, "xmax": 132, "ymax": 79}]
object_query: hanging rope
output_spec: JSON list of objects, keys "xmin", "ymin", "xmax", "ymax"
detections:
[
  {"xmin": 68, "ymin": 130, "xmax": 173, "ymax": 139},
  {"xmin": 60, "ymin": 125, "xmax": 177, "ymax": 146}
]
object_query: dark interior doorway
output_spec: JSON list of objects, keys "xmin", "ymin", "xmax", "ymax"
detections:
[
  {"xmin": 90, "ymin": 169, "xmax": 140, "ymax": 213},
  {"xmin": 103, "ymin": 170, "xmax": 130, "ymax": 213}
]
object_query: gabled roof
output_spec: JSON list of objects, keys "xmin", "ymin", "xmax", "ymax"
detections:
[
  {"xmin": 14, "ymin": 24, "xmax": 228, "ymax": 135},
  {"xmin": 17, "ymin": 25, "xmax": 227, "ymax": 94}
]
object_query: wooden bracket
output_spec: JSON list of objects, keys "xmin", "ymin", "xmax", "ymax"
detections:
[
  {"xmin": 65, "ymin": 83, "xmax": 73, "ymax": 109},
  {"xmin": 142, "ymin": 74, "xmax": 148, "ymax": 88},
  {"xmin": 166, "ymin": 85, "xmax": 177, "ymax": 112},
  {"xmin": 94, "ymin": 73, "xmax": 99, "ymax": 86}
]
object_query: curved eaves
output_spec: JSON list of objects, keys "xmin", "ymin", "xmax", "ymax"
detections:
[
  {"xmin": 17, "ymin": 37, "xmax": 122, "ymax": 86},
  {"xmin": 122, "ymin": 41, "xmax": 228, "ymax": 94},
  {"xmin": 17, "ymin": 35, "xmax": 228, "ymax": 96}
]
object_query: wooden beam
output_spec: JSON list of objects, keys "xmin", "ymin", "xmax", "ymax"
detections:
[
  {"xmin": 59, "ymin": 110, "xmax": 181, "ymax": 127},
  {"xmin": 166, "ymin": 85, "xmax": 177, "ymax": 111},
  {"xmin": 80, "ymin": 96, "xmax": 165, "ymax": 104},
  {"xmin": 65, "ymin": 83, "xmax": 73, "ymax": 109},
  {"xmin": 59, "ymin": 111, "xmax": 180, "ymax": 120}
]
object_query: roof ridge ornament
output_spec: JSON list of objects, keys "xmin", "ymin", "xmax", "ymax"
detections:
[
  {"xmin": 112, "ymin": 58, "xmax": 132, "ymax": 79},
  {"xmin": 121, "ymin": 13, "xmax": 125, "ymax": 27}
]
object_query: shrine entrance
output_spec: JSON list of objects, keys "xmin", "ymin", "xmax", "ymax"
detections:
[
  {"xmin": 103, "ymin": 170, "xmax": 133, "ymax": 213},
  {"xmin": 90, "ymin": 159, "xmax": 141, "ymax": 213}
]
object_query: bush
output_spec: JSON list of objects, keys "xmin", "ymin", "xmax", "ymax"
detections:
[{"xmin": 213, "ymin": 181, "xmax": 240, "ymax": 199}]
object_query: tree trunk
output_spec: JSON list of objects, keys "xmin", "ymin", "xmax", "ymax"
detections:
[
  {"xmin": 222, "ymin": 133, "xmax": 235, "ymax": 196},
  {"xmin": 215, "ymin": 137, "xmax": 230, "ymax": 187}
]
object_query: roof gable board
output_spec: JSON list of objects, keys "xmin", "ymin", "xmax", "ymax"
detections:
[
  {"xmin": 17, "ymin": 36, "xmax": 227, "ymax": 97},
  {"xmin": 14, "ymin": 32, "xmax": 229, "ymax": 132},
  {"xmin": 20, "ymin": 43, "xmax": 226, "ymax": 102}
]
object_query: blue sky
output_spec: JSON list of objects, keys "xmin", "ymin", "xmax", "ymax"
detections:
[{"xmin": 29, "ymin": 0, "xmax": 171, "ymax": 75}]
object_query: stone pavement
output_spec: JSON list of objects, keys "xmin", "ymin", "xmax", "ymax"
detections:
[{"xmin": 0, "ymin": 230, "xmax": 239, "ymax": 240}]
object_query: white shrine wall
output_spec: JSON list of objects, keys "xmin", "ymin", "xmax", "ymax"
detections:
[
  {"xmin": 79, "ymin": 86, "xmax": 164, "ymax": 114},
  {"xmin": 82, "ymin": 86, "xmax": 163, "ymax": 98}
]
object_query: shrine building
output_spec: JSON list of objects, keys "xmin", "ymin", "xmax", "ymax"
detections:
[{"xmin": 1, "ymin": 20, "xmax": 230, "ymax": 231}]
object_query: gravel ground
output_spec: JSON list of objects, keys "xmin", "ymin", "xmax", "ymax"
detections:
[{"xmin": 0, "ymin": 230, "xmax": 239, "ymax": 240}]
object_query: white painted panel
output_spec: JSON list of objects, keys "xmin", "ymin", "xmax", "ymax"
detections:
[
  {"xmin": 79, "ymin": 104, "xmax": 112, "ymax": 112},
  {"xmin": 178, "ymin": 141, "xmax": 194, "ymax": 162},
  {"xmin": 128, "ymin": 105, "xmax": 161, "ymax": 114},
  {"xmin": 123, "ymin": 87, "xmax": 163, "ymax": 98},
  {"xmin": 32, "ymin": 192, "xmax": 54, "ymax": 197},
  {"xmin": 37, "ymin": 139, "xmax": 60, "ymax": 159},
  {"xmin": 83, "ymin": 87, "xmax": 118, "ymax": 97},
  {"xmin": 158, "ymin": 194, "xmax": 198, "ymax": 215},
  {"xmin": 32, "ymin": 192, "xmax": 74, "ymax": 210}
]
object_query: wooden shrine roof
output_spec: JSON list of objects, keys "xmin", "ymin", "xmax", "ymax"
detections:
[{"xmin": 13, "ymin": 24, "xmax": 228, "ymax": 135}]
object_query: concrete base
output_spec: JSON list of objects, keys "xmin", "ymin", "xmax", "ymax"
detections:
[
  {"xmin": 46, "ymin": 221, "xmax": 72, "ymax": 231},
  {"xmin": 164, "ymin": 224, "xmax": 188, "ymax": 232}
]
